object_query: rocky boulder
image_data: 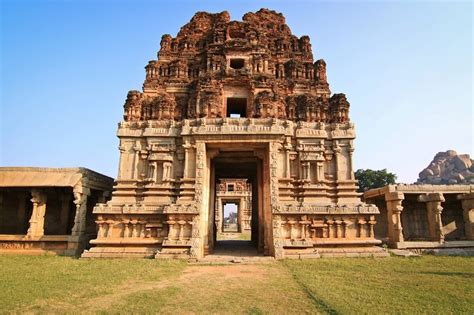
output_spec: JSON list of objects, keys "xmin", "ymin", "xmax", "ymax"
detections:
[{"xmin": 417, "ymin": 150, "xmax": 474, "ymax": 184}]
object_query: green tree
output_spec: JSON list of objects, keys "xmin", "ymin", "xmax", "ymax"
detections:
[{"xmin": 355, "ymin": 169, "xmax": 397, "ymax": 192}]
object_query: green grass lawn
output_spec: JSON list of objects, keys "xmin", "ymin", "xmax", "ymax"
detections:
[{"xmin": 0, "ymin": 255, "xmax": 472, "ymax": 314}]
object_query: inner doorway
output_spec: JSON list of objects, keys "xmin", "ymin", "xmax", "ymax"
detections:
[
  {"xmin": 206, "ymin": 148, "xmax": 267, "ymax": 258},
  {"xmin": 216, "ymin": 178, "xmax": 252, "ymax": 241},
  {"xmin": 222, "ymin": 202, "xmax": 239, "ymax": 233}
]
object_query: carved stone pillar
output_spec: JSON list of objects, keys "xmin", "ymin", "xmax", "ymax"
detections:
[
  {"xmin": 162, "ymin": 161, "xmax": 172, "ymax": 181},
  {"xmin": 300, "ymin": 161, "xmax": 310, "ymax": 182},
  {"xmin": 332, "ymin": 141, "xmax": 341, "ymax": 181},
  {"xmin": 418, "ymin": 193, "xmax": 445, "ymax": 242},
  {"xmin": 385, "ymin": 192, "xmax": 405, "ymax": 244},
  {"xmin": 182, "ymin": 142, "xmax": 192, "ymax": 178},
  {"xmin": 71, "ymin": 184, "xmax": 91, "ymax": 237},
  {"xmin": 347, "ymin": 145, "xmax": 355, "ymax": 180},
  {"xmin": 287, "ymin": 219, "xmax": 297, "ymax": 240},
  {"xmin": 96, "ymin": 219, "xmax": 105, "ymax": 238},
  {"xmin": 458, "ymin": 193, "xmax": 474, "ymax": 240},
  {"xmin": 315, "ymin": 153, "xmax": 325, "ymax": 182},
  {"xmin": 117, "ymin": 145, "xmax": 127, "ymax": 180},
  {"xmin": 299, "ymin": 216, "xmax": 311, "ymax": 240},
  {"xmin": 106, "ymin": 220, "xmax": 114, "ymax": 238},
  {"xmin": 215, "ymin": 198, "xmax": 221, "ymax": 232},
  {"xmin": 357, "ymin": 218, "xmax": 367, "ymax": 238},
  {"xmin": 368, "ymin": 215, "xmax": 376, "ymax": 238},
  {"xmin": 132, "ymin": 141, "xmax": 141, "ymax": 179},
  {"xmin": 148, "ymin": 162, "xmax": 157, "ymax": 182},
  {"xmin": 284, "ymin": 139, "xmax": 292, "ymax": 178},
  {"xmin": 27, "ymin": 189, "xmax": 47, "ymax": 238},
  {"xmin": 122, "ymin": 219, "xmax": 130, "ymax": 237}
]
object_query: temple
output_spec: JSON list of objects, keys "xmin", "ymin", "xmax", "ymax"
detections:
[{"xmin": 82, "ymin": 9, "xmax": 386, "ymax": 259}]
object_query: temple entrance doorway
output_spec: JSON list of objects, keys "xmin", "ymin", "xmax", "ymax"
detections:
[{"xmin": 205, "ymin": 145, "xmax": 271, "ymax": 259}]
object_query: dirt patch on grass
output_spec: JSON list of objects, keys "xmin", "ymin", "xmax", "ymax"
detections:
[
  {"xmin": 182, "ymin": 264, "xmax": 267, "ymax": 280},
  {"xmin": 77, "ymin": 264, "xmax": 268, "ymax": 313}
]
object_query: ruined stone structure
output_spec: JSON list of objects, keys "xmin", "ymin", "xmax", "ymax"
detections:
[
  {"xmin": 417, "ymin": 150, "xmax": 474, "ymax": 185},
  {"xmin": 216, "ymin": 179, "xmax": 252, "ymax": 233},
  {"xmin": 0, "ymin": 167, "xmax": 113, "ymax": 256},
  {"xmin": 83, "ymin": 9, "xmax": 386, "ymax": 259},
  {"xmin": 364, "ymin": 184, "xmax": 474, "ymax": 250}
]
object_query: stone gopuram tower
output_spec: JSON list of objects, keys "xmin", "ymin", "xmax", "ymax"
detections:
[{"xmin": 82, "ymin": 9, "xmax": 385, "ymax": 259}]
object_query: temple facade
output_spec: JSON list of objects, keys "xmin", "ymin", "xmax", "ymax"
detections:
[{"xmin": 82, "ymin": 9, "xmax": 386, "ymax": 259}]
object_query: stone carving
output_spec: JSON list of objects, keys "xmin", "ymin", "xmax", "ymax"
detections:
[
  {"xmin": 314, "ymin": 59, "xmax": 327, "ymax": 82},
  {"xmin": 417, "ymin": 150, "xmax": 474, "ymax": 184},
  {"xmin": 120, "ymin": 8, "xmax": 348, "ymax": 123},
  {"xmin": 123, "ymin": 91, "xmax": 142, "ymax": 121},
  {"xmin": 329, "ymin": 94, "xmax": 350, "ymax": 123}
]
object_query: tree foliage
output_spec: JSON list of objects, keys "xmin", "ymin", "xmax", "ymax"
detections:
[{"xmin": 355, "ymin": 169, "xmax": 397, "ymax": 192}]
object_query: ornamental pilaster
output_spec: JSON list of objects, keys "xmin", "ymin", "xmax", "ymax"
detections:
[
  {"xmin": 71, "ymin": 182, "xmax": 91, "ymax": 237},
  {"xmin": 182, "ymin": 141, "xmax": 193, "ymax": 179},
  {"xmin": 385, "ymin": 191, "xmax": 405, "ymax": 244},
  {"xmin": 418, "ymin": 193, "xmax": 445, "ymax": 242},
  {"xmin": 347, "ymin": 142, "xmax": 355, "ymax": 180},
  {"xmin": 332, "ymin": 141, "xmax": 342, "ymax": 181},
  {"xmin": 117, "ymin": 144, "xmax": 127, "ymax": 180},
  {"xmin": 458, "ymin": 193, "xmax": 474, "ymax": 240}
]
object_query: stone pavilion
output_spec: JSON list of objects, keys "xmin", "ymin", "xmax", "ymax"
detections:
[{"xmin": 0, "ymin": 167, "xmax": 113, "ymax": 256}]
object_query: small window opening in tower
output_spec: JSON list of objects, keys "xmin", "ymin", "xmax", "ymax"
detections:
[
  {"xmin": 230, "ymin": 58, "xmax": 245, "ymax": 70},
  {"xmin": 228, "ymin": 184, "xmax": 234, "ymax": 191},
  {"xmin": 226, "ymin": 98, "xmax": 247, "ymax": 118}
]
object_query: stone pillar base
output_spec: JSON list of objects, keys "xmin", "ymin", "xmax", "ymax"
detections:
[
  {"xmin": 81, "ymin": 246, "xmax": 158, "ymax": 258},
  {"xmin": 155, "ymin": 248, "xmax": 193, "ymax": 260}
]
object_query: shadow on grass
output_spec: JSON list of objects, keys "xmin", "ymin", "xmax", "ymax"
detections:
[{"xmin": 282, "ymin": 261, "xmax": 339, "ymax": 315}]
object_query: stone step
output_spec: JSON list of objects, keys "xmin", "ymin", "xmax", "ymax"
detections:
[{"xmin": 388, "ymin": 249, "xmax": 421, "ymax": 257}]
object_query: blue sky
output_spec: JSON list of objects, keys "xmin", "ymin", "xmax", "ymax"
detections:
[{"xmin": 1, "ymin": 0, "xmax": 472, "ymax": 183}]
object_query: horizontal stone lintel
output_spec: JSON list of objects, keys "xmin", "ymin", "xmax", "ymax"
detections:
[
  {"xmin": 0, "ymin": 234, "xmax": 70, "ymax": 242},
  {"xmin": 90, "ymin": 238, "xmax": 163, "ymax": 245},
  {"xmin": 273, "ymin": 204, "xmax": 379, "ymax": 214},
  {"xmin": 281, "ymin": 238, "xmax": 382, "ymax": 247}
]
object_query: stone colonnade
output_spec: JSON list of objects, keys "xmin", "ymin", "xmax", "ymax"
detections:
[
  {"xmin": 0, "ymin": 168, "xmax": 113, "ymax": 256},
  {"xmin": 364, "ymin": 185, "xmax": 474, "ymax": 249}
]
